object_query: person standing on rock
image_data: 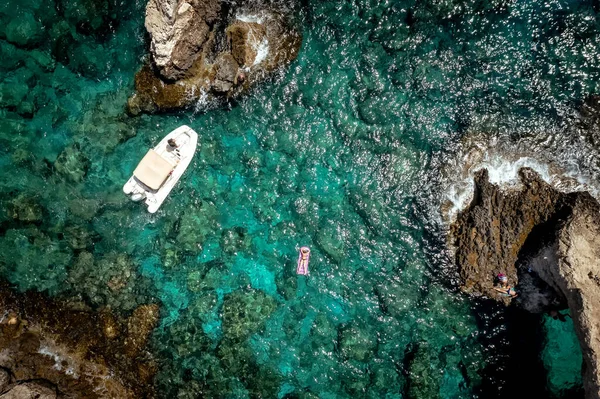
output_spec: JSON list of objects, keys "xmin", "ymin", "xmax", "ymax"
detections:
[{"xmin": 494, "ymin": 273, "xmax": 518, "ymax": 298}]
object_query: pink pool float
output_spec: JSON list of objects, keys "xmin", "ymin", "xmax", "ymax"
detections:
[{"xmin": 297, "ymin": 247, "xmax": 310, "ymax": 275}]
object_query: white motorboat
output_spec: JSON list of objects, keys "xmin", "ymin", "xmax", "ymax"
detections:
[{"xmin": 123, "ymin": 125, "xmax": 198, "ymax": 213}]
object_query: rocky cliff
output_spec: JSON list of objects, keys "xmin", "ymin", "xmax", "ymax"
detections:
[
  {"xmin": 128, "ymin": 0, "xmax": 302, "ymax": 114},
  {"xmin": 0, "ymin": 282, "xmax": 160, "ymax": 398},
  {"xmin": 451, "ymin": 167, "xmax": 600, "ymax": 398},
  {"xmin": 532, "ymin": 194, "xmax": 600, "ymax": 398}
]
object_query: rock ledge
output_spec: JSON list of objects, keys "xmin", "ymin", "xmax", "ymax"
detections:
[{"xmin": 451, "ymin": 167, "xmax": 600, "ymax": 399}]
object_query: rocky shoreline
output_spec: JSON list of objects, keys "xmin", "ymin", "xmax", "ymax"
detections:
[
  {"xmin": 0, "ymin": 282, "xmax": 159, "ymax": 398},
  {"xmin": 451, "ymin": 167, "xmax": 600, "ymax": 398},
  {"xmin": 127, "ymin": 0, "xmax": 302, "ymax": 114}
]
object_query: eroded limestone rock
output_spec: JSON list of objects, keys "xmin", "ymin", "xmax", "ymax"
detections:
[
  {"xmin": 532, "ymin": 195, "xmax": 600, "ymax": 399},
  {"xmin": 128, "ymin": 0, "xmax": 302, "ymax": 114},
  {"xmin": 145, "ymin": 0, "xmax": 221, "ymax": 80},
  {"xmin": 451, "ymin": 167, "xmax": 600, "ymax": 398},
  {"xmin": 451, "ymin": 168, "xmax": 563, "ymax": 298}
]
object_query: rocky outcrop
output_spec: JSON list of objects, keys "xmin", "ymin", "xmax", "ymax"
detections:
[
  {"xmin": 451, "ymin": 168, "xmax": 564, "ymax": 298},
  {"xmin": 0, "ymin": 282, "xmax": 160, "ymax": 398},
  {"xmin": 128, "ymin": 0, "xmax": 302, "ymax": 114},
  {"xmin": 532, "ymin": 195, "xmax": 600, "ymax": 398},
  {"xmin": 451, "ymin": 167, "xmax": 600, "ymax": 398},
  {"xmin": 145, "ymin": 0, "xmax": 221, "ymax": 80}
]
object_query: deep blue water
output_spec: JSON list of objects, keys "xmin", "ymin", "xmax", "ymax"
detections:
[{"xmin": 1, "ymin": 0, "xmax": 598, "ymax": 397}]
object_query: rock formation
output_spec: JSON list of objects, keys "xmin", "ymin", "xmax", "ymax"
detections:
[
  {"xmin": 128, "ymin": 0, "xmax": 302, "ymax": 114},
  {"xmin": 531, "ymin": 194, "xmax": 600, "ymax": 398},
  {"xmin": 0, "ymin": 281, "xmax": 160, "ymax": 398},
  {"xmin": 451, "ymin": 168, "xmax": 564, "ymax": 299},
  {"xmin": 451, "ymin": 167, "xmax": 600, "ymax": 398},
  {"xmin": 145, "ymin": 0, "xmax": 221, "ymax": 81}
]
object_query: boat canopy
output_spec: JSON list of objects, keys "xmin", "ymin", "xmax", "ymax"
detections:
[{"xmin": 133, "ymin": 149, "xmax": 175, "ymax": 190}]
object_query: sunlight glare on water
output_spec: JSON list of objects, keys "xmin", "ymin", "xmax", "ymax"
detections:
[{"xmin": 0, "ymin": 0, "xmax": 598, "ymax": 397}]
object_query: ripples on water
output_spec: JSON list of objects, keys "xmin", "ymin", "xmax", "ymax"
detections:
[{"xmin": 0, "ymin": 0, "xmax": 598, "ymax": 397}]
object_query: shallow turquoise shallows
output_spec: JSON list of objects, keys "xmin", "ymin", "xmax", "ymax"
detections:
[{"xmin": 0, "ymin": 0, "xmax": 596, "ymax": 397}]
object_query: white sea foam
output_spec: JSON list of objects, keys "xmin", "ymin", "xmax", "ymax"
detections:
[
  {"xmin": 236, "ymin": 13, "xmax": 265, "ymax": 24},
  {"xmin": 443, "ymin": 151, "xmax": 598, "ymax": 222},
  {"xmin": 193, "ymin": 87, "xmax": 209, "ymax": 113},
  {"xmin": 253, "ymin": 38, "xmax": 269, "ymax": 66},
  {"xmin": 235, "ymin": 12, "xmax": 270, "ymax": 66}
]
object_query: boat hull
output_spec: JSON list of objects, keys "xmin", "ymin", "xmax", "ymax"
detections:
[{"xmin": 123, "ymin": 125, "xmax": 198, "ymax": 213}]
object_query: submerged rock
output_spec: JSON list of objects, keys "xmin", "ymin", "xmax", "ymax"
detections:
[
  {"xmin": 124, "ymin": 304, "xmax": 160, "ymax": 357},
  {"xmin": 221, "ymin": 288, "xmax": 277, "ymax": 342},
  {"xmin": 173, "ymin": 202, "xmax": 219, "ymax": 253},
  {"xmin": 53, "ymin": 144, "xmax": 90, "ymax": 183},
  {"xmin": 339, "ymin": 325, "xmax": 376, "ymax": 362},
  {"xmin": 5, "ymin": 193, "xmax": 44, "ymax": 223},
  {"xmin": 5, "ymin": 13, "xmax": 44, "ymax": 48},
  {"xmin": 405, "ymin": 342, "xmax": 442, "ymax": 399},
  {"xmin": 67, "ymin": 252, "xmax": 151, "ymax": 312},
  {"xmin": 128, "ymin": 0, "xmax": 302, "ymax": 114},
  {"xmin": 220, "ymin": 226, "xmax": 251, "ymax": 255},
  {"xmin": 451, "ymin": 167, "xmax": 600, "ymax": 398}
]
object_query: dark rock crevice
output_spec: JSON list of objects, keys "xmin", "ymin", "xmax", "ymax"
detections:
[{"xmin": 451, "ymin": 167, "xmax": 600, "ymax": 399}]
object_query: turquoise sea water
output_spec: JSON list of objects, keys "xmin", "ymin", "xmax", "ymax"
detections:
[{"xmin": 0, "ymin": 0, "xmax": 597, "ymax": 397}]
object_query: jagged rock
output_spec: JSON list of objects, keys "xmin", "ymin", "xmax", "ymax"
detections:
[
  {"xmin": 145, "ymin": 0, "xmax": 220, "ymax": 80},
  {"xmin": 0, "ymin": 381, "xmax": 57, "ymax": 399},
  {"xmin": 127, "ymin": 63, "xmax": 209, "ymax": 115},
  {"xmin": 0, "ymin": 368, "xmax": 9, "ymax": 392},
  {"xmin": 211, "ymin": 53, "xmax": 239, "ymax": 93},
  {"xmin": 451, "ymin": 168, "xmax": 562, "ymax": 298},
  {"xmin": 451, "ymin": 167, "xmax": 600, "ymax": 398},
  {"xmin": 0, "ymin": 282, "xmax": 158, "ymax": 398},
  {"xmin": 529, "ymin": 195, "xmax": 600, "ymax": 399},
  {"xmin": 128, "ymin": 1, "xmax": 302, "ymax": 113},
  {"xmin": 227, "ymin": 21, "xmax": 267, "ymax": 67}
]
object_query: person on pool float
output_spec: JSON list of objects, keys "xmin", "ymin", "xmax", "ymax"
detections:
[
  {"xmin": 494, "ymin": 273, "xmax": 518, "ymax": 298},
  {"xmin": 297, "ymin": 247, "xmax": 310, "ymax": 275},
  {"xmin": 301, "ymin": 247, "xmax": 310, "ymax": 258}
]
